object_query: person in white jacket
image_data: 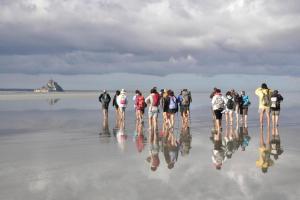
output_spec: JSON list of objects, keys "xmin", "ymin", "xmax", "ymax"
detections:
[
  {"xmin": 117, "ymin": 89, "xmax": 128, "ymax": 129},
  {"xmin": 211, "ymin": 89, "xmax": 226, "ymax": 132}
]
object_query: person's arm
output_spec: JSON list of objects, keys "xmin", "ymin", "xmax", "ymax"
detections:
[
  {"xmin": 145, "ymin": 95, "xmax": 151, "ymax": 105},
  {"xmin": 279, "ymin": 94, "xmax": 284, "ymax": 101},
  {"xmin": 211, "ymin": 96, "xmax": 216, "ymax": 106},
  {"xmin": 255, "ymin": 88, "xmax": 261, "ymax": 96},
  {"xmin": 99, "ymin": 94, "xmax": 103, "ymax": 103}
]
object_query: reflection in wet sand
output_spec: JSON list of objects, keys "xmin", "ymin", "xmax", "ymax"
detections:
[
  {"xmin": 271, "ymin": 127, "xmax": 284, "ymax": 161},
  {"xmin": 256, "ymin": 127, "xmax": 274, "ymax": 173},
  {"xmin": 179, "ymin": 126, "xmax": 192, "ymax": 156},
  {"xmin": 134, "ymin": 121, "xmax": 147, "ymax": 153},
  {"xmin": 47, "ymin": 98, "xmax": 60, "ymax": 105}
]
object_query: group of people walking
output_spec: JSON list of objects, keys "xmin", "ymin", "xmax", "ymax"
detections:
[
  {"xmin": 99, "ymin": 83, "xmax": 284, "ymax": 172},
  {"xmin": 99, "ymin": 87, "xmax": 193, "ymax": 170},
  {"xmin": 210, "ymin": 83, "xmax": 284, "ymax": 132},
  {"xmin": 209, "ymin": 83, "xmax": 284, "ymax": 172},
  {"xmin": 99, "ymin": 87, "xmax": 192, "ymax": 134}
]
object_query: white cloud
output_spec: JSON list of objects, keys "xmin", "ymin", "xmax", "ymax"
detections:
[{"xmin": 0, "ymin": 0, "xmax": 299, "ymax": 76}]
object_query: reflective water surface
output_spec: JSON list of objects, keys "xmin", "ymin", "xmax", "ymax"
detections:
[{"xmin": 0, "ymin": 92, "xmax": 299, "ymax": 200}]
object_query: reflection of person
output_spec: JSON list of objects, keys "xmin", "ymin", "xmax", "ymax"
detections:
[
  {"xmin": 135, "ymin": 121, "xmax": 146, "ymax": 153},
  {"xmin": 100, "ymin": 115, "xmax": 110, "ymax": 136},
  {"xmin": 238, "ymin": 126, "xmax": 251, "ymax": 151},
  {"xmin": 270, "ymin": 127, "xmax": 283, "ymax": 160},
  {"xmin": 211, "ymin": 129, "xmax": 225, "ymax": 170},
  {"xmin": 179, "ymin": 126, "xmax": 192, "ymax": 156},
  {"xmin": 146, "ymin": 141, "xmax": 160, "ymax": 171},
  {"xmin": 163, "ymin": 136, "xmax": 179, "ymax": 170},
  {"xmin": 116, "ymin": 125, "xmax": 127, "ymax": 152},
  {"xmin": 256, "ymin": 127, "xmax": 274, "ymax": 173}
]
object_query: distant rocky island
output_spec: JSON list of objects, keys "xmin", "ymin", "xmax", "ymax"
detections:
[{"xmin": 34, "ymin": 80, "xmax": 64, "ymax": 93}]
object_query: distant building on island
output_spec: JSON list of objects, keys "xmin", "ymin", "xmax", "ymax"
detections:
[{"xmin": 34, "ymin": 80, "xmax": 64, "ymax": 93}]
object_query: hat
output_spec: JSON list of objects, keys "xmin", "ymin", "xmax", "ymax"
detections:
[{"xmin": 120, "ymin": 89, "xmax": 126, "ymax": 94}]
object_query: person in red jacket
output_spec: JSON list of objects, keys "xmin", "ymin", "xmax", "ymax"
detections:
[{"xmin": 135, "ymin": 90, "xmax": 146, "ymax": 124}]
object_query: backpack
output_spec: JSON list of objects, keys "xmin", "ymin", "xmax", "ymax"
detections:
[
  {"xmin": 262, "ymin": 90, "xmax": 270, "ymax": 107},
  {"xmin": 152, "ymin": 93, "xmax": 160, "ymax": 107},
  {"xmin": 136, "ymin": 96, "xmax": 145, "ymax": 110},
  {"xmin": 270, "ymin": 96, "xmax": 280, "ymax": 109},
  {"xmin": 169, "ymin": 96, "xmax": 177, "ymax": 109},
  {"xmin": 120, "ymin": 95, "xmax": 127, "ymax": 105},
  {"xmin": 215, "ymin": 95, "xmax": 225, "ymax": 110},
  {"xmin": 242, "ymin": 95, "xmax": 251, "ymax": 107},
  {"xmin": 102, "ymin": 93, "xmax": 110, "ymax": 104},
  {"xmin": 226, "ymin": 97, "xmax": 234, "ymax": 110},
  {"xmin": 181, "ymin": 90, "xmax": 190, "ymax": 106}
]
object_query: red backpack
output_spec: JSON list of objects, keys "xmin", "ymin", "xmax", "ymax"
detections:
[
  {"xmin": 152, "ymin": 93, "xmax": 160, "ymax": 106},
  {"xmin": 136, "ymin": 96, "xmax": 145, "ymax": 109}
]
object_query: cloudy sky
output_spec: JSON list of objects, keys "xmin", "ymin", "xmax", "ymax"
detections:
[{"xmin": 0, "ymin": 0, "xmax": 300, "ymax": 89}]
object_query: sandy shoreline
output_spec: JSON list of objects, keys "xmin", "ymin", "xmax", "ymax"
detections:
[{"xmin": 0, "ymin": 91, "xmax": 100, "ymax": 101}]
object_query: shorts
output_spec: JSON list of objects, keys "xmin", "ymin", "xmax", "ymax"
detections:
[
  {"xmin": 240, "ymin": 107, "xmax": 248, "ymax": 115},
  {"xmin": 224, "ymin": 109, "xmax": 234, "ymax": 114},
  {"xmin": 214, "ymin": 109, "xmax": 223, "ymax": 120},
  {"xmin": 271, "ymin": 110, "xmax": 280, "ymax": 116},
  {"xmin": 102, "ymin": 104, "xmax": 109, "ymax": 110},
  {"xmin": 148, "ymin": 107, "xmax": 158, "ymax": 118},
  {"xmin": 168, "ymin": 108, "xmax": 177, "ymax": 114},
  {"xmin": 258, "ymin": 107, "xmax": 270, "ymax": 113},
  {"xmin": 180, "ymin": 105, "xmax": 189, "ymax": 113}
]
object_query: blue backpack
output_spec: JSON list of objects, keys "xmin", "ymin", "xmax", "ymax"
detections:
[
  {"xmin": 242, "ymin": 95, "xmax": 251, "ymax": 107},
  {"xmin": 169, "ymin": 96, "xmax": 178, "ymax": 110}
]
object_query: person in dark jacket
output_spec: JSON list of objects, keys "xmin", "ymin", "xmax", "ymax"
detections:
[
  {"xmin": 99, "ymin": 90, "xmax": 111, "ymax": 119},
  {"xmin": 270, "ymin": 90, "xmax": 283, "ymax": 128}
]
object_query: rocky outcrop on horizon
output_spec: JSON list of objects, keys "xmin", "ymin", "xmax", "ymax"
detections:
[{"xmin": 34, "ymin": 80, "xmax": 64, "ymax": 93}]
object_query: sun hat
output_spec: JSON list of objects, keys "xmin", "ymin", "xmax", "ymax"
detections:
[{"xmin": 120, "ymin": 89, "xmax": 126, "ymax": 94}]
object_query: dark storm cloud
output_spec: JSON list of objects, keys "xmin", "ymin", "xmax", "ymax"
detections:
[{"xmin": 0, "ymin": 0, "xmax": 299, "ymax": 76}]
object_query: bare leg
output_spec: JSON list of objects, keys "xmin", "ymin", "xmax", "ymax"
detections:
[
  {"xmin": 266, "ymin": 110, "xmax": 270, "ymax": 130},
  {"xmin": 259, "ymin": 109, "xmax": 264, "ymax": 127}
]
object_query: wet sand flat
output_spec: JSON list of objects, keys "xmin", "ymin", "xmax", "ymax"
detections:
[{"xmin": 0, "ymin": 92, "xmax": 299, "ymax": 200}]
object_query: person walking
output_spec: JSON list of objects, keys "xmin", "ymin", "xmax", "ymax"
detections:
[
  {"xmin": 270, "ymin": 90, "xmax": 283, "ymax": 128},
  {"xmin": 211, "ymin": 89, "xmax": 226, "ymax": 132},
  {"xmin": 224, "ymin": 91, "xmax": 234, "ymax": 126},
  {"xmin": 135, "ymin": 90, "xmax": 146, "ymax": 124},
  {"xmin": 240, "ymin": 91, "xmax": 251, "ymax": 127},
  {"xmin": 117, "ymin": 89, "xmax": 128, "ymax": 129},
  {"xmin": 255, "ymin": 83, "xmax": 272, "ymax": 128},
  {"xmin": 99, "ymin": 90, "xmax": 111, "ymax": 120},
  {"xmin": 145, "ymin": 88, "xmax": 160, "ymax": 139},
  {"xmin": 178, "ymin": 89, "xmax": 192, "ymax": 127},
  {"xmin": 167, "ymin": 90, "xmax": 178, "ymax": 130},
  {"xmin": 112, "ymin": 90, "xmax": 121, "ymax": 125}
]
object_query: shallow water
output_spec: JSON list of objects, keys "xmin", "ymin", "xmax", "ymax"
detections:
[{"xmin": 0, "ymin": 92, "xmax": 299, "ymax": 200}]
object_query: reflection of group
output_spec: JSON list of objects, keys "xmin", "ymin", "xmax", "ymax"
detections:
[
  {"xmin": 210, "ymin": 83, "xmax": 284, "ymax": 172},
  {"xmin": 146, "ymin": 124, "xmax": 192, "ymax": 171},
  {"xmin": 211, "ymin": 126, "xmax": 251, "ymax": 170},
  {"xmin": 256, "ymin": 127, "xmax": 283, "ymax": 173}
]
